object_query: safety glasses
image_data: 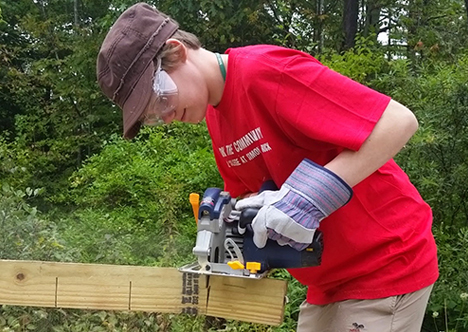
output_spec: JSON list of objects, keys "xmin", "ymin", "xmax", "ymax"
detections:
[{"xmin": 141, "ymin": 59, "xmax": 179, "ymax": 126}]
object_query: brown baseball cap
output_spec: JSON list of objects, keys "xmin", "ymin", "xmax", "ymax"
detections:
[{"xmin": 97, "ymin": 3, "xmax": 178, "ymax": 139}]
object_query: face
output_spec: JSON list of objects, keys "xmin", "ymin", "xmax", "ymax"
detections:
[
  {"xmin": 141, "ymin": 51, "xmax": 209, "ymax": 126},
  {"xmin": 166, "ymin": 57, "xmax": 210, "ymax": 124}
]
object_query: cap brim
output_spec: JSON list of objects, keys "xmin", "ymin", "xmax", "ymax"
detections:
[{"xmin": 122, "ymin": 62, "xmax": 154, "ymax": 139}]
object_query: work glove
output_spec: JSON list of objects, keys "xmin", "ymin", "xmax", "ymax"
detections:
[{"xmin": 235, "ymin": 159, "xmax": 352, "ymax": 250}]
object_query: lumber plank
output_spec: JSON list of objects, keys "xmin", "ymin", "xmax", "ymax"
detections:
[
  {"xmin": 206, "ymin": 275, "xmax": 287, "ymax": 325},
  {"xmin": 0, "ymin": 260, "xmax": 286, "ymax": 325},
  {"xmin": 0, "ymin": 260, "xmax": 57, "ymax": 308}
]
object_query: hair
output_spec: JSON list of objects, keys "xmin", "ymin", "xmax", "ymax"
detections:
[{"xmin": 159, "ymin": 29, "xmax": 202, "ymax": 71}]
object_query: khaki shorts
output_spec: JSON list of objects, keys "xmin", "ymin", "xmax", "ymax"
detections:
[{"xmin": 297, "ymin": 285, "xmax": 433, "ymax": 332}]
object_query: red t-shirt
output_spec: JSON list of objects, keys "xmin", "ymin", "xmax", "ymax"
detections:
[{"xmin": 205, "ymin": 45, "xmax": 438, "ymax": 305}]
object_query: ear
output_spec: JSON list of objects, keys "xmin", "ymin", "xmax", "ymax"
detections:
[{"xmin": 165, "ymin": 38, "xmax": 188, "ymax": 63}]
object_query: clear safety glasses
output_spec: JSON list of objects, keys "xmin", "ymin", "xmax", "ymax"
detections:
[{"xmin": 141, "ymin": 59, "xmax": 179, "ymax": 126}]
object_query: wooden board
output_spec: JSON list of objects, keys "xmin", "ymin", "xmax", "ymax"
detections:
[{"xmin": 0, "ymin": 260, "xmax": 287, "ymax": 326}]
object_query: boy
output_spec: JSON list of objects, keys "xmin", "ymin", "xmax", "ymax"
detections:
[{"xmin": 97, "ymin": 3, "xmax": 438, "ymax": 331}]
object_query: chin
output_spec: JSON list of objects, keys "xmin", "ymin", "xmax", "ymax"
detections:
[{"xmin": 188, "ymin": 111, "xmax": 205, "ymax": 124}]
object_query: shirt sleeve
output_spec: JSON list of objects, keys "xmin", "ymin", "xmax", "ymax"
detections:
[{"xmin": 275, "ymin": 55, "xmax": 391, "ymax": 151}]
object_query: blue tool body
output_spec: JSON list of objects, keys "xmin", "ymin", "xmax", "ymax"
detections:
[
  {"xmin": 196, "ymin": 181, "xmax": 323, "ymax": 275},
  {"xmin": 199, "ymin": 187, "xmax": 230, "ymax": 220},
  {"xmin": 240, "ymin": 207, "xmax": 322, "ymax": 273}
]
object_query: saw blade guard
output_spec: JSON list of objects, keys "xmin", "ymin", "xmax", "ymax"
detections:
[
  {"xmin": 195, "ymin": 188, "xmax": 233, "ymax": 270},
  {"xmin": 187, "ymin": 187, "xmax": 263, "ymax": 277}
]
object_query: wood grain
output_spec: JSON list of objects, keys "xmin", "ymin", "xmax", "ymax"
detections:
[{"xmin": 0, "ymin": 260, "xmax": 286, "ymax": 325}]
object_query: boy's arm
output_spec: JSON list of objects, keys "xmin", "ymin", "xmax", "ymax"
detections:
[
  {"xmin": 325, "ymin": 99, "xmax": 418, "ymax": 187},
  {"xmin": 235, "ymin": 99, "xmax": 418, "ymax": 250}
]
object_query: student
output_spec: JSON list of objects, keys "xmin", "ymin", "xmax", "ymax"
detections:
[{"xmin": 97, "ymin": 3, "xmax": 438, "ymax": 331}]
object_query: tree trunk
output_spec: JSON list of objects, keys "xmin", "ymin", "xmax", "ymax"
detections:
[
  {"xmin": 406, "ymin": 2, "xmax": 419, "ymax": 67},
  {"xmin": 465, "ymin": 0, "xmax": 468, "ymax": 26},
  {"xmin": 74, "ymin": 0, "xmax": 79, "ymax": 26},
  {"xmin": 316, "ymin": 0, "xmax": 324, "ymax": 53},
  {"xmin": 342, "ymin": 0, "xmax": 359, "ymax": 50},
  {"xmin": 364, "ymin": 0, "xmax": 381, "ymax": 39}
]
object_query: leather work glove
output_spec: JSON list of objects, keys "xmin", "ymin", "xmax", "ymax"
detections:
[{"xmin": 235, "ymin": 159, "xmax": 353, "ymax": 251}]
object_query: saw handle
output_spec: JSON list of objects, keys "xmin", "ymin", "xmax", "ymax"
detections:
[
  {"xmin": 239, "ymin": 179, "xmax": 277, "ymax": 229},
  {"xmin": 239, "ymin": 208, "xmax": 258, "ymax": 228},
  {"xmin": 238, "ymin": 180, "xmax": 323, "ymax": 271}
]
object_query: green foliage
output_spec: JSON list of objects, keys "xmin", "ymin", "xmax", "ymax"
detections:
[
  {"xmin": 321, "ymin": 35, "xmax": 388, "ymax": 83},
  {"xmin": 0, "ymin": 0, "xmax": 120, "ymax": 207},
  {"xmin": 396, "ymin": 0, "xmax": 468, "ymax": 63},
  {"xmin": 424, "ymin": 225, "xmax": 468, "ymax": 332},
  {"xmin": 56, "ymin": 123, "xmax": 221, "ymax": 265},
  {"xmin": 67, "ymin": 124, "xmax": 220, "ymax": 220},
  {"xmin": 157, "ymin": 0, "xmax": 280, "ymax": 51},
  {"xmin": 0, "ymin": 184, "xmax": 68, "ymax": 261},
  {"xmin": 0, "ymin": 307, "xmax": 193, "ymax": 332},
  {"xmin": 0, "ymin": 136, "xmax": 32, "ymax": 189}
]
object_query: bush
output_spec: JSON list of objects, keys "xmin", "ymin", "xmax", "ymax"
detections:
[
  {"xmin": 321, "ymin": 35, "xmax": 388, "ymax": 84},
  {"xmin": 0, "ymin": 184, "xmax": 70, "ymax": 261},
  {"xmin": 423, "ymin": 225, "xmax": 468, "ymax": 332},
  {"xmin": 54, "ymin": 123, "xmax": 222, "ymax": 266}
]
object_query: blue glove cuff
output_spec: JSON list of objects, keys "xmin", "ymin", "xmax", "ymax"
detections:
[{"xmin": 284, "ymin": 159, "xmax": 353, "ymax": 217}]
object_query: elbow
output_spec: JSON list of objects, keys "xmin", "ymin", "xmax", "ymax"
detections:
[
  {"xmin": 388, "ymin": 99, "xmax": 419, "ymax": 140},
  {"xmin": 406, "ymin": 108, "xmax": 419, "ymax": 137}
]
